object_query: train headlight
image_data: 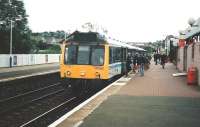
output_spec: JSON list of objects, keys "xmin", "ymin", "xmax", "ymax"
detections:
[
  {"xmin": 80, "ymin": 72, "xmax": 86, "ymax": 76},
  {"xmin": 95, "ymin": 72, "xmax": 100, "ymax": 78},
  {"xmin": 66, "ymin": 71, "xmax": 71, "ymax": 76}
]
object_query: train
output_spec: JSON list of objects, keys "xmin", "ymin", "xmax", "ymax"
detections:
[{"xmin": 60, "ymin": 31, "xmax": 145, "ymax": 92}]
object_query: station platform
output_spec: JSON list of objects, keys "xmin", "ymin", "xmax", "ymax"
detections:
[
  {"xmin": 56, "ymin": 63, "xmax": 200, "ymax": 127},
  {"xmin": 0, "ymin": 63, "xmax": 59, "ymax": 81}
]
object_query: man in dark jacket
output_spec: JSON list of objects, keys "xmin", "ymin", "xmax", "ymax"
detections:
[
  {"xmin": 137, "ymin": 54, "xmax": 145, "ymax": 76},
  {"xmin": 161, "ymin": 53, "xmax": 167, "ymax": 69}
]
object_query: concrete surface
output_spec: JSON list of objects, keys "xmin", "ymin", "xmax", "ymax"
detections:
[{"xmin": 0, "ymin": 63, "xmax": 59, "ymax": 80}]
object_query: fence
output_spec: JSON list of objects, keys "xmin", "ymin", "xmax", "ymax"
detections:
[{"xmin": 0, "ymin": 54, "xmax": 60, "ymax": 67}]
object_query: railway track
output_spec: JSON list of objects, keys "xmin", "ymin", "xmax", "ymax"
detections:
[
  {"xmin": 0, "ymin": 72, "xmax": 120, "ymax": 127},
  {"xmin": 0, "ymin": 81, "xmax": 107, "ymax": 127},
  {"xmin": 20, "ymin": 96, "xmax": 77, "ymax": 127},
  {"xmin": 0, "ymin": 82, "xmax": 63, "ymax": 114},
  {"xmin": 0, "ymin": 72, "xmax": 60, "ymax": 100},
  {"xmin": 0, "ymin": 86, "xmax": 69, "ymax": 127},
  {"xmin": 19, "ymin": 77, "xmax": 120, "ymax": 127}
]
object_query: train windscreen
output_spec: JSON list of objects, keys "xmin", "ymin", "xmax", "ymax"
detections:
[
  {"xmin": 65, "ymin": 45, "xmax": 104, "ymax": 65},
  {"xmin": 77, "ymin": 46, "xmax": 90, "ymax": 64}
]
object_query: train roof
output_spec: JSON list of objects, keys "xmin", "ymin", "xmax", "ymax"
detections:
[
  {"xmin": 66, "ymin": 31, "xmax": 145, "ymax": 51},
  {"xmin": 107, "ymin": 39, "xmax": 146, "ymax": 51}
]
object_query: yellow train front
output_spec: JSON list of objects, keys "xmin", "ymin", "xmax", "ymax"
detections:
[{"xmin": 60, "ymin": 31, "xmax": 138, "ymax": 92}]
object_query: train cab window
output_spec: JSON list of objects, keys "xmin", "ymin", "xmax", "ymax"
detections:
[
  {"xmin": 91, "ymin": 46, "xmax": 104, "ymax": 65},
  {"xmin": 77, "ymin": 46, "xmax": 90, "ymax": 64},
  {"xmin": 65, "ymin": 45, "xmax": 77, "ymax": 64}
]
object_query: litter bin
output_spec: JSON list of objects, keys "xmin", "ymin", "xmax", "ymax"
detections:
[{"xmin": 187, "ymin": 66, "xmax": 197, "ymax": 85}]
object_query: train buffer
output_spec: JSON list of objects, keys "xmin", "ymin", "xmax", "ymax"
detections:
[
  {"xmin": 55, "ymin": 63, "xmax": 200, "ymax": 127},
  {"xmin": 0, "ymin": 63, "xmax": 59, "ymax": 82}
]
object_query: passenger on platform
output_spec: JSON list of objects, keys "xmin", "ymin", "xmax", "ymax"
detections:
[
  {"xmin": 153, "ymin": 53, "xmax": 156, "ymax": 62},
  {"xmin": 161, "ymin": 53, "xmax": 167, "ymax": 69},
  {"xmin": 154, "ymin": 53, "xmax": 158, "ymax": 65},
  {"xmin": 132, "ymin": 53, "xmax": 138, "ymax": 73},
  {"xmin": 144, "ymin": 55, "xmax": 150, "ymax": 70},
  {"xmin": 137, "ymin": 54, "xmax": 145, "ymax": 76},
  {"xmin": 157, "ymin": 53, "xmax": 161, "ymax": 64},
  {"xmin": 126, "ymin": 53, "xmax": 132, "ymax": 76}
]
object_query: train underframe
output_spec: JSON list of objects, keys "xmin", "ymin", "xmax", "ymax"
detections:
[{"xmin": 60, "ymin": 78, "xmax": 109, "ymax": 95}]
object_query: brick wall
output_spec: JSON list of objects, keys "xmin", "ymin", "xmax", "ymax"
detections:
[{"xmin": 194, "ymin": 43, "xmax": 200, "ymax": 86}]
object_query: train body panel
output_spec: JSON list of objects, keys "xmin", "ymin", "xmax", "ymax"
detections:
[
  {"xmin": 108, "ymin": 62, "xmax": 122, "ymax": 79},
  {"xmin": 60, "ymin": 64, "xmax": 109, "ymax": 80},
  {"xmin": 60, "ymin": 44, "xmax": 110, "ymax": 80}
]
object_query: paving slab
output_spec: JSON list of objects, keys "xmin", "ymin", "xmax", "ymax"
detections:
[
  {"xmin": 80, "ymin": 96, "xmax": 200, "ymax": 127},
  {"xmin": 56, "ymin": 63, "xmax": 200, "ymax": 127}
]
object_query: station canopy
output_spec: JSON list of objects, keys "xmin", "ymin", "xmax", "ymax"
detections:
[{"xmin": 181, "ymin": 18, "xmax": 200, "ymax": 39}]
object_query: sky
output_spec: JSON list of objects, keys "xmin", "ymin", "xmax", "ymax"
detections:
[{"xmin": 23, "ymin": 0, "xmax": 200, "ymax": 42}]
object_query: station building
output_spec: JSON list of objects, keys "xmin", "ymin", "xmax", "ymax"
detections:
[{"xmin": 176, "ymin": 18, "xmax": 200, "ymax": 85}]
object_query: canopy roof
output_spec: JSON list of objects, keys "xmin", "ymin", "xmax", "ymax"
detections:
[{"xmin": 180, "ymin": 18, "xmax": 200, "ymax": 39}]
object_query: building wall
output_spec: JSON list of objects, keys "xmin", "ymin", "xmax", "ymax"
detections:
[
  {"xmin": 0, "ymin": 54, "xmax": 60, "ymax": 68},
  {"xmin": 178, "ymin": 43, "xmax": 200, "ymax": 86},
  {"xmin": 194, "ymin": 43, "xmax": 200, "ymax": 85},
  {"xmin": 177, "ymin": 47, "xmax": 184, "ymax": 72},
  {"xmin": 187, "ymin": 44, "xmax": 193, "ymax": 71}
]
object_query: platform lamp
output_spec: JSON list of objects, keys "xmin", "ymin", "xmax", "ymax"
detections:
[{"xmin": 8, "ymin": 0, "xmax": 23, "ymax": 67}]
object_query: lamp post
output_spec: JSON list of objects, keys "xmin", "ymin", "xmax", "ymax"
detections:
[
  {"xmin": 8, "ymin": 0, "xmax": 13, "ymax": 67},
  {"xmin": 8, "ymin": 0, "xmax": 20, "ymax": 67},
  {"xmin": 9, "ymin": 19, "xmax": 13, "ymax": 67},
  {"xmin": 0, "ymin": 0, "xmax": 23, "ymax": 67},
  {"xmin": 64, "ymin": 32, "xmax": 66, "ymax": 41}
]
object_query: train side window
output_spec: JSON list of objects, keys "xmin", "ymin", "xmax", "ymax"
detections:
[
  {"xmin": 109, "ymin": 47, "xmax": 123, "ymax": 64},
  {"xmin": 91, "ymin": 46, "xmax": 104, "ymax": 66},
  {"xmin": 115, "ymin": 48, "xmax": 121, "ymax": 62},
  {"xmin": 109, "ymin": 47, "xmax": 114, "ymax": 64},
  {"xmin": 77, "ymin": 46, "xmax": 90, "ymax": 64}
]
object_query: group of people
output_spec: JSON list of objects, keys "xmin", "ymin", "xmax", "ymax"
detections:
[
  {"xmin": 126, "ymin": 53, "xmax": 150, "ymax": 76},
  {"xmin": 125, "ymin": 52, "xmax": 168, "ymax": 77},
  {"xmin": 153, "ymin": 53, "xmax": 167, "ymax": 69}
]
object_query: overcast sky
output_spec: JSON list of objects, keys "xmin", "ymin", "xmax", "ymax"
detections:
[{"xmin": 23, "ymin": 0, "xmax": 200, "ymax": 42}]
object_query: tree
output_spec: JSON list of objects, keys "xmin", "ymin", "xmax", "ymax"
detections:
[{"xmin": 0, "ymin": 0, "xmax": 32, "ymax": 54}]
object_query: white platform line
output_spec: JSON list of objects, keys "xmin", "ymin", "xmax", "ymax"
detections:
[
  {"xmin": 48, "ymin": 76, "xmax": 130, "ymax": 127},
  {"xmin": 0, "ymin": 69, "xmax": 59, "ymax": 83},
  {"xmin": 73, "ymin": 121, "xmax": 83, "ymax": 127},
  {"xmin": 113, "ymin": 83, "xmax": 126, "ymax": 86}
]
